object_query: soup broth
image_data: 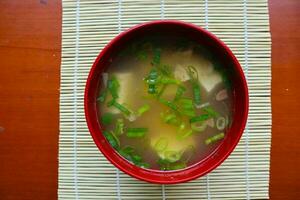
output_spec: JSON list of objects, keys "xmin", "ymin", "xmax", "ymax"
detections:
[{"xmin": 97, "ymin": 36, "xmax": 232, "ymax": 170}]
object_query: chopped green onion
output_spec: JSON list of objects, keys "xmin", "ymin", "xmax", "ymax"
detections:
[
  {"xmin": 164, "ymin": 151, "xmax": 182, "ymax": 163},
  {"xmin": 178, "ymin": 98, "xmax": 196, "ymax": 117},
  {"xmin": 203, "ymin": 106, "xmax": 219, "ymax": 117},
  {"xmin": 136, "ymin": 162, "xmax": 150, "ymax": 168},
  {"xmin": 192, "ymin": 83, "xmax": 201, "ymax": 106},
  {"xmin": 177, "ymin": 129, "xmax": 193, "ymax": 140},
  {"xmin": 173, "ymin": 85, "xmax": 186, "ymax": 101},
  {"xmin": 156, "ymin": 84, "xmax": 167, "ymax": 98},
  {"xmin": 122, "ymin": 146, "xmax": 134, "ymax": 154},
  {"xmin": 101, "ymin": 112, "xmax": 114, "ymax": 125},
  {"xmin": 107, "ymin": 100, "xmax": 132, "ymax": 116},
  {"xmin": 159, "ymin": 98, "xmax": 177, "ymax": 111},
  {"xmin": 119, "ymin": 149, "xmax": 133, "ymax": 161},
  {"xmin": 169, "ymin": 162, "xmax": 187, "ymax": 170},
  {"xmin": 115, "ymin": 118, "xmax": 125, "ymax": 135},
  {"xmin": 154, "ymin": 137, "xmax": 168, "ymax": 152},
  {"xmin": 126, "ymin": 128, "xmax": 148, "ymax": 138},
  {"xmin": 137, "ymin": 104, "xmax": 150, "ymax": 116},
  {"xmin": 191, "ymin": 121, "xmax": 207, "ymax": 132},
  {"xmin": 132, "ymin": 154, "xmax": 142, "ymax": 163},
  {"xmin": 147, "ymin": 68, "xmax": 158, "ymax": 94},
  {"xmin": 97, "ymin": 89, "xmax": 108, "ymax": 102},
  {"xmin": 216, "ymin": 117, "xmax": 226, "ymax": 130},
  {"xmin": 162, "ymin": 113, "xmax": 180, "ymax": 125},
  {"xmin": 159, "ymin": 77, "xmax": 181, "ymax": 85},
  {"xmin": 103, "ymin": 131, "xmax": 120, "ymax": 150},
  {"xmin": 107, "ymin": 76, "xmax": 120, "ymax": 99},
  {"xmin": 118, "ymin": 146, "xmax": 150, "ymax": 168},
  {"xmin": 152, "ymin": 48, "xmax": 161, "ymax": 66},
  {"xmin": 186, "ymin": 66, "xmax": 201, "ymax": 106},
  {"xmin": 205, "ymin": 133, "xmax": 225, "ymax": 145},
  {"xmin": 190, "ymin": 114, "xmax": 210, "ymax": 123}
]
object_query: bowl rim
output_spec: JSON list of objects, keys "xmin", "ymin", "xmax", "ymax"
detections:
[{"xmin": 84, "ymin": 20, "xmax": 249, "ymax": 184}]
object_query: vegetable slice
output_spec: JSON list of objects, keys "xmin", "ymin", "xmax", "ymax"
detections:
[
  {"xmin": 177, "ymin": 129, "xmax": 193, "ymax": 140},
  {"xmin": 203, "ymin": 106, "xmax": 219, "ymax": 117},
  {"xmin": 152, "ymin": 48, "xmax": 161, "ymax": 66},
  {"xmin": 107, "ymin": 76, "xmax": 120, "ymax": 99},
  {"xmin": 173, "ymin": 85, "xmax": 186, "ymax": 101},
  {"xmin": 97, "ymin": 89, "xmax": 108, "ymax": 102},
  {"xmin": 159, "ymin": 98, "xmax": 178, "ymax": 111},
  {"xmin": 103, "ymin": 131, "xmax": 120, "ymax": 150},
  {"xmin": 216, "ymin": 117, "xmax": 226, "ymax": 130},
  {"xmin": 191, "ymin": 121, "xmax": 207, "ymax": 132},
  {"xmin": 154, "ymin": 137, "xmax": 168, "ymax": 152},
  {"xmin": 186, "ymin": 66, "xmax": 201, "ymax": 106},
  {"xmin": 190, "ymin": 114, "xmax": 210, "ymax": 123},
  {"xmin": 164, "ymin": 150, "xmax": 182, "ymax": 163},
  {"xmin": 107, "ymin": 100, "xmax": 132, "ymax": 116},
  {"xmin": 137, "ymin": 104, "xmax": 150, "ymax": 116},
  {"xmin": 205, "ymin": 132, "xmax": 225, "ymax": 145},
  {"xmin": 115, "ymin": 118, "xmax": 125, "ymax": 135},
  {"xmin": 101, "ymin": 112, "xmax": 114, "ymax": 125},
  {"xmin": 178, "ymin": 98, "xmax": 196, "ymax": 117},
  {"xmin": 126, "ymin": 128, "xmax": 148, "ymax": 138}
]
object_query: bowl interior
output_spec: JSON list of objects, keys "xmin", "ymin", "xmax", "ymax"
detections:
[{"xmin": 84, "ymin": 21, "xmax": 248, "ymax": 184}]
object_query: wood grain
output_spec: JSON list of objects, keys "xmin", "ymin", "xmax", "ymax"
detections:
[
  {"xmin": 0, "ymin": 0, "xmax": 299, "ymax": 199},
  {"xmin": 0, "ymin": 0, "xmax": 61, "ymax": 199},
  {"xmin": 269, "ymin": 0, "xmax": 300, "ymax": 199}
]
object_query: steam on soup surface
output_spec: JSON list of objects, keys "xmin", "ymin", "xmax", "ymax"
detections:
[{"xmin": 97, "ymin": 36, "xmax": 232, "ymax": 170}]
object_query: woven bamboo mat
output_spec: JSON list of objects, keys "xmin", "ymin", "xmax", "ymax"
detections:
[{"xmin": 59, "ymin": 0, "xmax": 271, "ymax": 199}]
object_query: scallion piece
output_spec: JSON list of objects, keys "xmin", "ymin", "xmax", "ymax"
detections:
[
  {"xmin": 192, "ymin": 83, "xmax": 201, "ymax": 106},
  {"xmin": 164, "ymin": 151, "xmax": 182, "ymax": 163},
  {"xmin": 97, "ymin": 89, "xmax": 108, "ymax": 102},
  {"xmin": 101, "ymin": 112, "xmax": 114, "ymax": 125},
  {"xmin": 103, "ymin": 131, "xmax": 120, "ymax": 150},
  {"xmin": 190, "ymin": 114, "xmax": 210, "ymax": 123},
  {"xmin": 178, "ymin": 98, "xmax": 196, "ymax": 117},
  {"xmin": 107, "ymin": 100, "xmax": 132, "ymax": 116},
  {"xmin": 162, "ymin": 113, "xmax": 179, "ymax": 125},
  {"xmin": 126, "ymin": 128, "xmax": 148, "ymax": 138},
  {"xmin": 147, "ymin": 68, "xmax": 158, "ymax": 94},
  {"xmin": 216, "ymin": 116, "xmax": 226, "ymax": 130},
  {"xmin": 152, "ymin": 48, "xmax": 161, "ymax": 66},
  {"xmin": 154, "ymin": 137, "xmax": 168, "ymax": 152},
  {"xmin": 159, "ymin": 98, "xmax": 177, "ymax": 111},
  {"xmin": 160, "ymin": 77, "xmax": 181, "ymax": 85},
  {"xmin": 174, "ymin": 85, "xmax": 186, "ymax": 101},
  {"xmin": 205, "ymin": 132, "xmax": 225, "ymax": 145},
  {"xmin": 136, "ymin": 162, "xmax": 150, "ymax": 168},
  {"xmin": 132, "ymin": 154, "xmax": 142, "ymax": 163},
  {"xmin": 107, "ymin": 76, "xmax": 120, "ymax": 99},
  {"xmin": 115, "ymin": 118, "xmax": 125, "ymax": 136},
  {"xmin": 186, "ymin": 66, "xmax": 201, "ymax": 106},
  {"xmin": 169, "ymin": 162, "xmax": 187, "ymax": 170},
  {"xmin": 137, "ymin": 104, "xmax": 150, "ymax": 116},
  {"xmin": 203, "ymin": 106, "xmax": 219, "ymax": 117},
  {"xmin": 177, "ymin": 129, "xmax": 193, "ymax": 140},
  {"xmin": 191, "ymin": 121, "xmax": 207, "ymax": 132}
]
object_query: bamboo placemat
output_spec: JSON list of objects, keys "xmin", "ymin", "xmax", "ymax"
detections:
[{"xmin": 59, "ymin": 0, "xmax": 271, "ymax": 199}]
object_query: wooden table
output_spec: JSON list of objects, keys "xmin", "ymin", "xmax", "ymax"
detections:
[{"xmin": 0, "ymin": 0, "xmax": 299, "ymax": 199}]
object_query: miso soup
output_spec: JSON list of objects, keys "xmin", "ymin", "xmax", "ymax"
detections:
[{"xmin": 97, "ymin": 36, "xmax": 232, "ymax": 170}]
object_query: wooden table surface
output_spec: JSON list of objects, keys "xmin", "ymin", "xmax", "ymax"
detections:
[{"xmin": 0, "ymin": 0, "xmax": 299, "ymax": 199}]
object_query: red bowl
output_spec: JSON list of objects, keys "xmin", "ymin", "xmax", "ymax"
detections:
[{"xmin": 84, "ymin": 20, "xmax": 248, "ymax": 184}]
